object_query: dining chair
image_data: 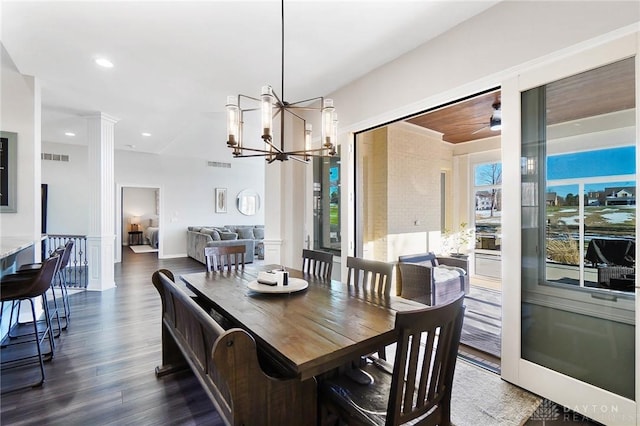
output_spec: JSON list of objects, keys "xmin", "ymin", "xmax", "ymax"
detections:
[
  {"xmin": 301, "ymin": 249, "xmax": 333, "ymax": 280},
  {"xmin": 319, "ymin": 292, "xmax": 465, "ymax": 426},
  {"xmin": 346, "ymin": 256, "xmax": 393, "ymax": 297},
  {"xmin": 397, "ymin": 262, "xmax": 435, "ymax": 306},
  {"xmin": 204, "ymin": 245, "xmax": 246, "ymax": 272},
  {"xmin": 345, "ymin": 256, "xmax": 394, "ymax": 367}
]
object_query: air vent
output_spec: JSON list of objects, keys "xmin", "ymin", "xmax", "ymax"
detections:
[
  {"xmin": 207, "ymin": 161, "xmax": 231, "ymax": 168},
  {"xmin": 41, "ymin": 153, "xmax": 70, "ymax": 162}
]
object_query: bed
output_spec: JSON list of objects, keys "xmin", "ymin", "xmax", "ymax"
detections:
[{"xmin": 144, "ymin": 226, "xmax": 159, "ymax": 249}]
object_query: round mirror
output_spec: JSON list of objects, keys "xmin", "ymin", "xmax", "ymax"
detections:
[{"xmin": 236, "ymin": 189, "xmax": 260, "ymax": 216}]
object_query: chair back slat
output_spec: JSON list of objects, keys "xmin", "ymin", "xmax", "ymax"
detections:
[
  {"xmin": 346, "ymin": 256, "xmax": 393, "ymax": 297},
  {"xmin": 204, "ymin": 245, "xmax": 246, "ymax": 272},
  {"xmin": 301, "ymin": 249, "xmax": 333, "ymax": 280}
]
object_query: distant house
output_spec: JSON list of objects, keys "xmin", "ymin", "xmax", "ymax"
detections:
[
  {"xmin": 546, "ymin": 192, "xmax": 558, "ymax": 206},
  {"xmin": 476, "ymin": 191, "xmax": 493, "ymax": 210},
  {"xmin": 587, "ymin": 191, "xmax": 603, "ymax": 206},
  {"xmin": 604, "ymin": 186, "xmax": 636, "ymax": 206}
]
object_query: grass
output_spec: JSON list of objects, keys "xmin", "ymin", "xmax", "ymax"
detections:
[{"xmin": 330, "ymin": 204, "xmax": 339, "ymax": 226}]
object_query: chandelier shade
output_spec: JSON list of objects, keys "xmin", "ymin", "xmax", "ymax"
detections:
[{"xmin": 225, "ymin": 0, "xmax": 337, "ymax": 163}]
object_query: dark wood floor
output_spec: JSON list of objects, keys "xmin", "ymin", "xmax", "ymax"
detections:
[{"xmin": 1, "ymin": 249, "xmax": 224, "ymax": 425}]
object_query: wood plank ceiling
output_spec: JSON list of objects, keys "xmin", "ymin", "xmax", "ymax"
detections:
[{"xmin": 405, "ymin": 57, "xmax": 635, "ymax": 144}]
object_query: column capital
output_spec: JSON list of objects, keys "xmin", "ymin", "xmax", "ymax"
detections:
[{"xmin": 83, "ymin": 112, "xmax": 120, "ymax": 124}]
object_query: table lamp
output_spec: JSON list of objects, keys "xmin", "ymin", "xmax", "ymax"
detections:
[{"xmin": 131, "ymin": 216, "xmax": 140, "ymax": 231}]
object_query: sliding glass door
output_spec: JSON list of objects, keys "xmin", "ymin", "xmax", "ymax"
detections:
[{"xmin": 514, "ymin": 49, "xmax": 637, "ymax": 424}]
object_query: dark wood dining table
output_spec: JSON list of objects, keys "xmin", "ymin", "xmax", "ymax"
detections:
[{"xmin": 180, "ymin": 264, "xmax": 425, "ymax": 422}]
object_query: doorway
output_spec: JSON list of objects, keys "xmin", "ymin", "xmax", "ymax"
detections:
[
  {"xmin": 116, "ymin": 185, "xmax": 160, "ymax": 262},
  {"xmin": 353, "ymin": 88, "xmax": 503, "ymax": 370}
]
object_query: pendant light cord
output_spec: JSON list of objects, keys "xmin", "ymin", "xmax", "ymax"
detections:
[{"xmin": 281, "ymin": 0, "xmax": 285, "ymax": 102}]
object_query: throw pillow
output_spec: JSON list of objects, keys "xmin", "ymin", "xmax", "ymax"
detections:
[
  {"xmin": 200, "ymin": 228, "xmax": 221, "ymax": 241},
  {"xmin": 253, "ymin": 227, "xmax": 265, "ymax": 239},
  {"xmin": 220, "ymin": 232, "xmax": 238, "ymax": 241},
  {"xmin": 237, "ymin": 227, "xmax": 255, "ymax": 240}
]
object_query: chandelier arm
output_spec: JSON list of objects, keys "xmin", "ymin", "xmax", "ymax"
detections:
[
  {"xmin": 234, "ymin": 146, "xmax": 277, "ymax": 154},
  {"xmin": 240, "ymin": 107, "xmax": 261, "ymax": 113},
  {"xmin": 265, "ymin": 138, "xmax": 285, "ymax": 154},
  {"xmin": 233, "ymin": 153, "xmax": 277, "ymax": 158},
  {"xmin": 283, "ymin": 108, "xmax": 306, "ymax": 122},
  {"xmin": 288, "ymin": 155, "xmax": 310, "ymax": 164},
  {"xmin": 286, "ymin": 96, "xmax": 324, "ymax": 107},
  {"xmin": 270, "ymin": 90, "xmax": 284, "ymax": 109},
  {"xmin": 238, "ymin": 94, "xmax": 262, "ymax": 104},
  {"xmin": 287, "ymin": 148, "xmax": 330, "ymax": 155},
  {"xmin": 301, "ymin": 153, "xmax": 335, "ymax": 158},
  {"xmin": 284, "ymin": 106, "xmax": 324, "ymax": 111}
]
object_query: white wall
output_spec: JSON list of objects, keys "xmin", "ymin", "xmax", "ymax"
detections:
[
  {"xmin": 0, "ymin": 44, "xmax": 41, "ymax": 248},
  {"xmin": 41, "ymin": 142, "xmax": 265, "ymax": 258},
  {"xmin": 41, "ymin": 142, "xmax": 89, "ymax": 234},
  {"xmin": 0, "ymin": 44, "xmax": 42, "ymax": 338},
  {"xmin": 330, "ymin": 2, "xmax": 640, "ymax": 134}
]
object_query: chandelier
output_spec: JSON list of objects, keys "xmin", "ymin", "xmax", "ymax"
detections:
[{"xmin": 225, "ymin": 0, "xmax": 337, "ymax": 163}]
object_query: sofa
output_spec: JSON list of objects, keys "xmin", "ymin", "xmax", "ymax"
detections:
[
  {"xmin": 187, "ymin": 225, "xmax": 263, "ymax": 265},
  {"xmin": 224, "ymin": 225, "xmax": 264, "ymax": 258}
]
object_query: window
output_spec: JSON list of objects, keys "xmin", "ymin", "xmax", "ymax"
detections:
[
  {"xmin": 474, "ymin": 162, "xmax": 502, "ymax": 251},
  {"xmin": 546, "ymin": 147, "xmax": 635, "ymax": 287},
  {"xmin": 313, "ymin": 146, "xmax": 341, "ymax": 254}
]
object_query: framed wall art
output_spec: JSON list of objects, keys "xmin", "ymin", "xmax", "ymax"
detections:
[
  {"xmin": 215, "ymin": 188, "xmax": 227, "ymax": 213},
  {"xmin": 0, "ymin": 131, "xmax": 17, "ymax": 213}
]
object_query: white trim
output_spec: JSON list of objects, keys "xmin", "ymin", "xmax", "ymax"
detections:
[{"xmin": 115, "ymin": 183, "xmax": 163, "ymax": 263}]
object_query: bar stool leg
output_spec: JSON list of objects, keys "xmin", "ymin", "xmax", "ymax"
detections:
[{"xmin": 0, "ymin": 297, "xmax": 52, "ymax": 394}]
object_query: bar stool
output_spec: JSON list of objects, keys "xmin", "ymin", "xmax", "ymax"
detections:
[
  {"xmin": 13, "ymin": 246, "xmax": 66, "ymax": 335},
  {"xmin": 0, "ymin": 254, "xmax": 59, "ymax": 393},
  {"xmin": 18, "ymin": 241, "xmax": 73, "ymax": 330}
]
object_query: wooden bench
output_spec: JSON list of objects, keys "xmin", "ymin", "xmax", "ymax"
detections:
[{"xmin": 151, "ymin": 269, "xmax": 316, "ymax": 425}]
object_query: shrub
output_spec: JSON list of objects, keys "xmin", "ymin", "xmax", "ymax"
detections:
[{"xmin": 546, "ymin": 237, "xmax": 580, "ymax": 265}]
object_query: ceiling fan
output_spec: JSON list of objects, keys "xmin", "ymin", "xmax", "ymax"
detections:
[{"xmin": 471, "ymin": 101, "xmax": 502, "ymax": 134}]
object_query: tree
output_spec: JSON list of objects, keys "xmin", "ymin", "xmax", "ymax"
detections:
[{"xmin": 476, "ymin": 163, "xmax": 502, "ymax": 217}]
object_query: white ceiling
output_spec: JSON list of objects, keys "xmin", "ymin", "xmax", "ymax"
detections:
[{"xmin": 2, "ymin": 0, "xmax": 499, "ymax": 157}]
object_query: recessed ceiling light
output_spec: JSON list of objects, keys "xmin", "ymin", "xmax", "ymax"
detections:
[
  {"xmin": 64, "ymin": 132, "xmax": 76, "ymax": 137},
  {"xmin": 141, "ymin": 132, "xmax": 152, "ymax": 137},
  {"xmin": 95, "ymin": 57, "xmax": 114, "ymax": 68}
]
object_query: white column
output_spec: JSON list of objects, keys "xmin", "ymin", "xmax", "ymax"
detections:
[
  {"xmin": 264, "ymin": 161, "xmax": 283, "ymax": 264},
  {"xmin": 263, "ymin": 118, "xmax": 307, "ymax": 268},
  {"xmin": 85, "ymin": 113, "xmax": 118, "ymax": 291}
]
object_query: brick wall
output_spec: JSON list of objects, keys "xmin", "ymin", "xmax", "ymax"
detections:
[{"xmin": 358, "ymin": 123, "xmax": 453, "ymax": 262}]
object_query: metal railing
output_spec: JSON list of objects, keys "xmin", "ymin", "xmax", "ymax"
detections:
[{"xmin": 43, "ymin": 234, "xmax": 88, "ymax": 289}]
